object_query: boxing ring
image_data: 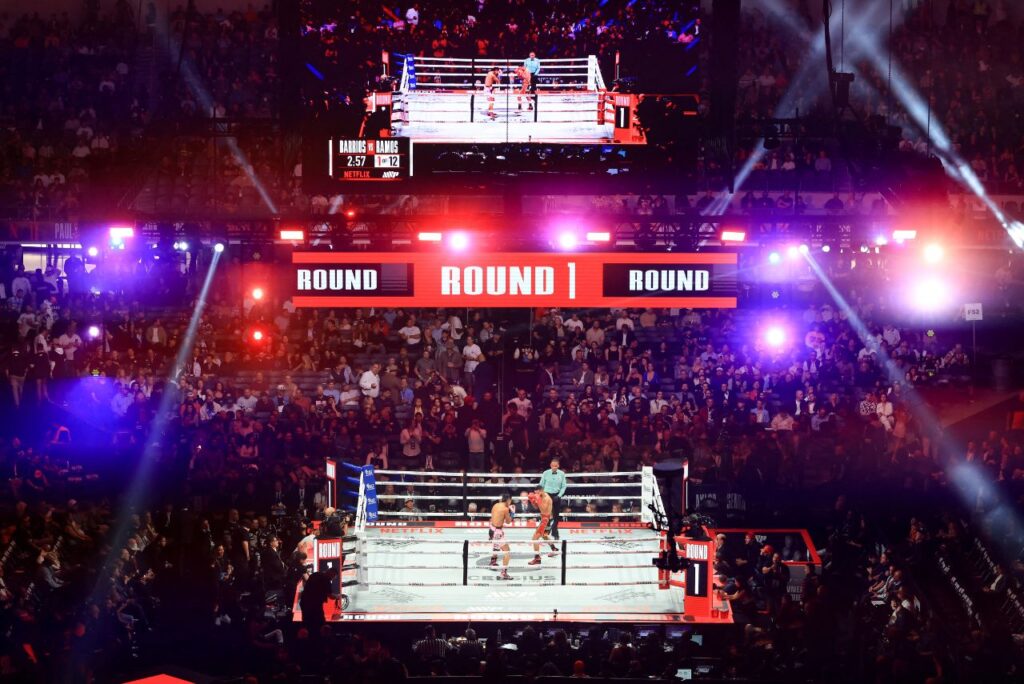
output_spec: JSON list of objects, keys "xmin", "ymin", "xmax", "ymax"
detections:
[
  {"xmin": 297, "ymin": 463, "xmax": 733, "ymax": 624},
  {"xmin": 373, "ymin": 54, "xmax": 638, "ymax": 144}
]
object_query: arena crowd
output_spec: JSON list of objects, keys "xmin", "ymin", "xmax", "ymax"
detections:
[
  {"xmin": 0, "ymin": 1, "xmax": 1023, "ymax": 682},
  {"xmin": 0, "ymin": 242, "xmax": 1021, "ymax": 681}
]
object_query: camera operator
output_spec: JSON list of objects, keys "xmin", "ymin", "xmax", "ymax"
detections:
[{"xmin": 322, "ymin": 506, "xmax": 345, "ymax": 537}]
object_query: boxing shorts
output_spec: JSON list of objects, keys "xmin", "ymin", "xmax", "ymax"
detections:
[
  {"xmin": 489, "ymin": 524, "xmax": 506, "ymax": 544},
  {"xmin": 537, "ymin": 515, "xmax": 552, "ymax": 535}
]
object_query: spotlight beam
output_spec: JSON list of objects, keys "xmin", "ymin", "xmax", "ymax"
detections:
[
  {"xmin": 843, "ymin": 16, "xmax": 1022, "ymax": 247},
  {"xmin": 79, "ymin": 250, "xmax": 223, "ymax": 663},
  {"xmin": 799, "ymin": 250, "xmax": 1021, "ymax": 553},
  {"xmin": 156, "ymin": 14, "xmax": 278, "ymax": 215},
  {"xmin": 702, "ymin": 0, "xmax": 900, "ymax": 217}
]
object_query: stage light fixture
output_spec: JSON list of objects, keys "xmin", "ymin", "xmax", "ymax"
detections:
[
  {"xmin": 875, "ymin": 235, "xmax": 889, "ymax": 246},
  {"xmin": 556, "ymin": 232, "xmax": 578, "ymax": 250},
  {"xmin": 586, "ymin": 231, "xmax": 611, "ymax": 242},
  {"xmin": 786, "ymin": 246, "xmax": 800, "ymax": 259},
  {"xmin": 821, "ymin": 245, "xmax": 831, "ymax": 253},
  {"xmin": 279, "ymin": 229, "xmax": 304, "ymax": 241},
  {"xmin": 87, "ymin": 246, "xmax": 99, "ymax": 258},
  {"xmin": 213, "ymin": 242, "xmax": 226, "ymax": 254},
  {"xmin": 893, "ymin": 229, "xmax": 917, "ymax": 242},
  {"xmin": 767, "ymin": 251, "xmax": 782, "ymax": 265},
  {"xmin": 720, "ymin": 229, "xmax": 746, "ymax": 243},
  {"xmin": 252, "ymin": 329, "xmax": 264, "ymax": 342},
  {"xmin": 87, "ymin": 325, "xmax": 101, "ymax": 339},
  {"xmin": 765, "ymin": 326, "xmax": 786, "ymax": 348},
  {"xmin": 448, "ymin": 231, "xmax": 470, "ymax": 252},
  {"xmin": 798, "ymin": 244, "xmax": 809, "ymax": 255},
  {"xmin": 923, "ymin": 243, "xmax": 944, "ymax": 264},
  {"xmin": 108, "ymin": 225, "xmax": 134, "ymax": 240},
  {"xmin": 909, "ymin": 276, "xmax": 951, "ymax": 313},
  {"xmin": 251, "ymin": 287, "xmax": 265, "ymax": 301},
  {"xmin": 417, "ymin": 232, "xmax": 443, "ymax": 242}
]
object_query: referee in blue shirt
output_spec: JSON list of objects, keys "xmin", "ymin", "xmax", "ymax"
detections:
[
  {"xmin": 539, "ymin": 457, "xmax": 567, "ymax": 539},
  {"xmin": 523, "ymin": 52, "xmax": 541, "ymax": 94}
]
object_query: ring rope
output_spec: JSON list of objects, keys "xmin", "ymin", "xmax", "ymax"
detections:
[
  {"xmin": 363, "ymin": 563, "xmax": 655, "ymax": 571},
  {"xmin": 362, "ymin": 581, "xmax": 660, "ymax": 587},
  {"xmin": 402, "ymin": 56, "xmax": 589, "ymax": 63},
  {"xmin": 375, "ymin": 511, "xmax": 640, "ymax": 518},
  {"xmin": 360, "ymin": 548, "xmax": 654, "ymax": 556},
  {"xmin": 359, "ymin": 536, "xmax": 662, "ymax": 544},
  {"xmin": 377, "ymin": 481, "xmax": 641, "ymax": 489},
  {"xmin": 374, "ymin": 494, "xmax": 641, "ymax": 501},
  {"xmin": 373, "ymin": 469, "xmax": 640, "ymax": 479}
]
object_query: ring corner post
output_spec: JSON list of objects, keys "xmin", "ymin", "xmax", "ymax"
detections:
[{"xmin": 463, "ymin": 539, "xmax": 469, "ymax": 586}]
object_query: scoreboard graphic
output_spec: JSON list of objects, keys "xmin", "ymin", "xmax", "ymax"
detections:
[
  {"xmin": 291, "ymin": 252, "xmax": 737, "ymax": 308},
  {"xmin": 328, "ymin": 138, "xmax": 412, "ymax": 181}
]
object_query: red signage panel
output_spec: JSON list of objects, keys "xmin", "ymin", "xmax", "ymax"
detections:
[{"xmin": 291, "ymin": 252, "xmax": 737, "ymax": 308}]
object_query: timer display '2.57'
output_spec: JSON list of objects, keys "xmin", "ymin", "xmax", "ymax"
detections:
[{"xmin": 328, "ymin": 138, "xmax": 411, "ymax": 181}]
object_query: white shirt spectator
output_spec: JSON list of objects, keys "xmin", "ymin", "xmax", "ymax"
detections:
[
  {"xmin": 359, "ymin": 369, "xmax": 381, "ymax": 398},
  {"xmin": 616, "ymin": 315, "xmax": 635, "ymax": 330},
  {"xmin": 401, "ymin": 424, "xmax": 423, "ymax": 457},
  {"xmin": 650, "ymin": 397, "xmax": 669, "ymax": 415},
  {"xmin": 236, "ymin": 393, "xmax": 258, "ymax": 412},
  {"xmin": 57, "ymin": 332, "xmax": 82, "ymax": 361},
  {"xmin": 882, "ymin": 325, "xmax": 901, "ymax": 347},
  {"xmin": 12, "ymin": 275, "xmax": 30, "ymax": 297},
  {"xmin": 398, "ymin": 324, "xmax": 422, "ymax": 346},
  {"xmin": 405, "ymin": 6, "xmax": 419, "ymax": 25},
  {"xmin": 442, "ymin": 315, "xmax": 464, "ymax": 340},
  {"xmin": 17, "ymin": 311, "xmax": 37, "ymax": 338},
  {"xmin": 876, "ymin": 398, "xmax": 894, "ymax": 431},
  {"xmin": 110, "ymin": 389, "xmax": 133, "ymax": 416},
  {"xmin": 462, "ymin": 341, "xmax": 482, "ymax": 373},
  {"xmin": 510, "ymin": 396, "xmax": 533, "ymax": 418},
  {"xmin": 340, "ymin": 387, "xmax": 361, "ymax": 407}
]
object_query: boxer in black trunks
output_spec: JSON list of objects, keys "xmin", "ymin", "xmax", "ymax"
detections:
[{"xmin": 527, "ymin": 488, "xmax": 559, "ymax": 566}]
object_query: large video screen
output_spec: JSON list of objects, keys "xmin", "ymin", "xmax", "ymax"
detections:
[{"xmin": 300, "ymin": 1, "xmax": 702, "ymax": 181}]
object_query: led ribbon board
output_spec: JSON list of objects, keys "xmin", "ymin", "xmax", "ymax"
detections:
[{"xmin": 292, "ymin": 252, "xmax": 737, "ymax": 308}]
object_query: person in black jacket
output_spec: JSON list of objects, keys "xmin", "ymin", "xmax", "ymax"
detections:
[
  {"xmin": 299, "ymin": 569, "xmax": 333, "ymax": 630},
  {"xmin": 262, "ymin": 536, "xmax": 287, "ymax": 591}
]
